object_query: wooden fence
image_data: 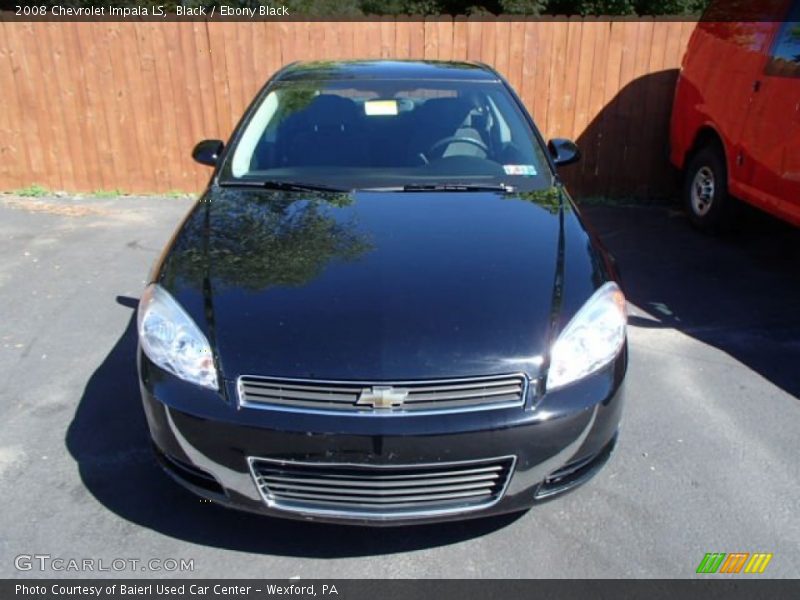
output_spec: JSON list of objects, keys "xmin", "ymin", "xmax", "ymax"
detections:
[{"xmin": 0, "ymin": 19, "xmax": 696, "ymax": 197}]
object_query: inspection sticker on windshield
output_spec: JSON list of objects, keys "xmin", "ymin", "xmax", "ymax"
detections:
[
  {"xmin": 364, "ymin": 100, "xmax": 398, "ymax": 116},
  {"xmin": 503, "ymin": 164, "xmax": 537, "ymax": 176}
]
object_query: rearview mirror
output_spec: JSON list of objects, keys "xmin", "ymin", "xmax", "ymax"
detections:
[
  {"xmin": 192, "ymin": 139, "xmax": 224, "ymax": 167},
  {"xmin": 548, "ymin": 138, "xmax": 580, "ymax": 167}
]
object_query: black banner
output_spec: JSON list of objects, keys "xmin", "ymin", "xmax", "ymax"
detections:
[
  {"xmin": 0, "ymin": 0, "xmax": 793, "ymax": 22},
  {"xmin": 4, "ymin": 580, "xmax": 800, "ymax": 600}
]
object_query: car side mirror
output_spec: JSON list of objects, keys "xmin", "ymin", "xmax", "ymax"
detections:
[
  {"xmin": 548, "ymin": 138, "xmax": 580, "ymax": 167},
  {"xmin": 192, "ymin": 139, "xmax": 224, "ymax": 167}
]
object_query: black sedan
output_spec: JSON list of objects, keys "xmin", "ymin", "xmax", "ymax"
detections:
[{"xmin": 137, "ymin": 60, "xmax": 627, "ymax": 525}]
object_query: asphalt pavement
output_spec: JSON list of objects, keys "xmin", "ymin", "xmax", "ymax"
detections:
[{"xmin": 0, "ymin": 194, "xmax": 798, "ymax": 578}]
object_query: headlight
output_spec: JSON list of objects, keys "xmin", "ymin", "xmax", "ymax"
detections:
[
  {"xmin": 137, "ymin": 284, "xmax": 218, "ymax": 390},
  {"xmin": 546, "ymin": 282, "xmax": 626, "ymax": 391}
]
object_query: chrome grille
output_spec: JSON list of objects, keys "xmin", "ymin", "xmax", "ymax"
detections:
[
  {"xmin": 248, "ymin": 456, "xmax": 516, "ymax": 519},
  {"xmin": 238, "ymin": 374, "xmax": 528, "ymax": 414}
]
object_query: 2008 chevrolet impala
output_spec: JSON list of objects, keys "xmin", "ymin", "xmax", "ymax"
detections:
[{"xmin": 137, "ymin": 60, "xmax": 628, "ymax": 525}]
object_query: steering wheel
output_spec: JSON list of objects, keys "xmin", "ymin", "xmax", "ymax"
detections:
[{"xmin": 425, "ymin": 136, "xmax": 489, "ymax": 160}]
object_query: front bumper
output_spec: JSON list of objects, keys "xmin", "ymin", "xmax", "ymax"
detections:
[{"xmin": 138, "ymin": 349, "xmax": 626, "ymax": 525}]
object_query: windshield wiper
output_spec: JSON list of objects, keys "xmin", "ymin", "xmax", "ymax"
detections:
[
  {"xmin": 370, "ymin": 183, "xmax": 516, "ymax": 193},
  {"xmin": 220, "ymin": 180, "xmax": 349, "ymax": 193}
]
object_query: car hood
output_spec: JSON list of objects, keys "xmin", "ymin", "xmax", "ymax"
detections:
[{"xmin": 157, "ymin": 185, "xmax": 605, "ymax": 381}]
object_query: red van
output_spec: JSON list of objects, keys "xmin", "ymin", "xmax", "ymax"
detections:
[{"xmin": 669, "ymin": 1, "xmax": 800, "ymax": 229}]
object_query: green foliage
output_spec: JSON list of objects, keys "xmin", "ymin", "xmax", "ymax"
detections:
[
  {"xmin": 632, "ymin": 0, "xmax": 707, "ymax": 15},
  {"xmin": 511, "ymin": 187, "xmax": 564, "ymax": 214},
  {"xmin": 90, "ymin": 189, "xmax": 125, "ymax": 198},
  {"xmin": 546, "ymin": 0, "xmax": 707, "ymax": 15},
  {"xmin": 498, "ymin": 0, "xmax": 546, "ymax": 15},
  {"xmin": 546, "ymin": 0, "xmax": 632, "ymax": 15},
  {"xmin": 13, "ymin": 184, "xmax": 50, "ymax": 197},
  {"xmin": 361, "ymin": 0, "xmax": 444, "ymax": 15}
]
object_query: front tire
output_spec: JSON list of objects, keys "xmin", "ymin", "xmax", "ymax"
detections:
[{"xmin": 683, "ymin": 144, "xmax": 731, "ymax": 231}]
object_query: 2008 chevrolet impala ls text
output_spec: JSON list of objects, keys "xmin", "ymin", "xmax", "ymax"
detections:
[{"xmin": 137, "ymin": 60, "xmax": 628, "ymax": 525}]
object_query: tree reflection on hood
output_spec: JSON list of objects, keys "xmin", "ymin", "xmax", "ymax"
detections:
[{"xmin": 161, "ymin": 188, "xmax": 373, "ymax": 292}]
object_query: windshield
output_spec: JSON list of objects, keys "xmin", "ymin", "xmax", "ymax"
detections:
[{"xmin": 220, "ymin": 79, "xmax": 553, "ymax": 191}]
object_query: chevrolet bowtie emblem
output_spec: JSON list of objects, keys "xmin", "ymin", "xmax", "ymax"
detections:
[{"xmin": 355, "ymin": 386, "xmax": 409, "ymax": 409}]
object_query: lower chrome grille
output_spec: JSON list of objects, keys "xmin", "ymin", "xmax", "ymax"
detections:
[
  {"xmin": 248, "ymin": 456, "xmax": 516, "ymax": 519},
  {"xmin": 238, "ymin": 374, "xmax": 528, "ymax": 414}
]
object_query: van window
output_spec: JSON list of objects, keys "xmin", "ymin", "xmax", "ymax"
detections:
[{"xmin": 766, "ymin": 3, "xmax": 800, "ymax": 77}]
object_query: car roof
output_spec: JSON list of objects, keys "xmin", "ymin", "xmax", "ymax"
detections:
[{"xmin": 275, "ymin": 60, "xmax": 501, "ymax": 83}]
